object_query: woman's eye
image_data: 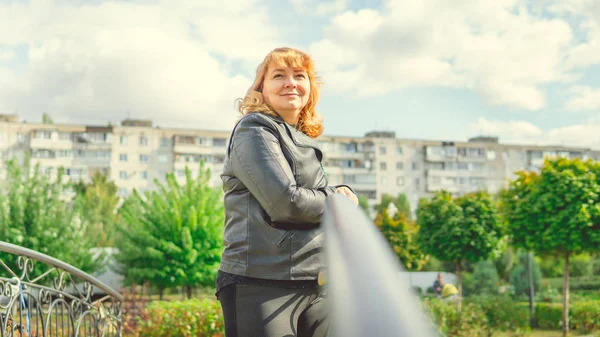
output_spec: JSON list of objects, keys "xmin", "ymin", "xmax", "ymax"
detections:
[
  {"xmin": 273, "ymin": 74, "xmax": 283, "ymax": 78},
  {"xmin": 296, "ymin": 74, "xmax": 306, "ymax": 78}
]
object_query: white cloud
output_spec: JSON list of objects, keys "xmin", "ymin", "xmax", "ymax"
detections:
[
  {"xmin": 0, "ymin": 49, "xmax": 14, "ymax": 61},
  {"xmin": 290, "ymin": 0, "xmax": 349, "ymax": 16},
  {"xmin": 565, "ymin": 86, "xmax": 600, "ymax": 111},
  {"xmin": 0, "ymin": 0, "xmax": 283, "ymax": 129},
  {"xmin": 310, "ymin": 0, "xmax": 580, "ymax": 111},
  {"xmin": 469, "ymin": 117, "xmax": 600, "ymax": 149}
]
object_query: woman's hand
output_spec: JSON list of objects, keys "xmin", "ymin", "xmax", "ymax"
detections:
[{"xmin": 336, "ymin": 186, "xmax": 358, "ymax": 205}]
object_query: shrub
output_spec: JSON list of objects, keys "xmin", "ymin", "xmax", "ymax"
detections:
[
  {"xmin": 570, "ymin": 301, "xmax": 600, "ymax": 333},
  {"xmin": 467, "ymin": 296, "xmax": 530, "ymax": 334},
  {"xmin": 472, "ymin": 260, "xmax": 499, "ymax": 296},
  {"xmin": 133, "ymin": 298, "xmax": 224, "ymax": 337},
  {"xmin": 423, "ymin": 298, "xmax": 489, "ymax": 336},
  {"xmin": 533, "ymin": 302, "xmax": 563, "ymax": 330},
  {"xmin": 510, "ymin": 252, "xmax": 542, "ymax": 297}
]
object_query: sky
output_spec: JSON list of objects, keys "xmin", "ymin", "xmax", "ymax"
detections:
[{"xmin": 0, "ymin": 0, "xmax": 599, "ymax": 149}]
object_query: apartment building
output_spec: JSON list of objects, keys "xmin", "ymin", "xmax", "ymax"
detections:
[{"xmin": 1, "ymin": 114, "xmax": 598, "ymax": 211}]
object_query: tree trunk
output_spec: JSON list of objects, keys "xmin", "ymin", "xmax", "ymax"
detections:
[
  {"xmin": 186, "ymin": 285, "xmax": 192, "ymax": 300},
  {"xmin": 457, "ymin": 261, "xmax": 462, "ymax": 312},
  {"xmin": 562, "ymin": 252, "xmax": 570, "ymax": 337},
  {"xmin": 527, "ymin": 252, "xmax": 535, "ymax": 329},
  {"xmin": 159, "ymin": 288, "xmax": 164, "ymax": 301}
]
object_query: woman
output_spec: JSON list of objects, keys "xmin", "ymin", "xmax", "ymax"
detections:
[{"xmin": 217, "ymin": 47, "xmax": 358, "ymax": 337}]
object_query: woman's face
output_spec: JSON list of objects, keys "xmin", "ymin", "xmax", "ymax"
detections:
[{"xmin": 262, "ymin": 63, "xmax": 310, "ymax": 120}]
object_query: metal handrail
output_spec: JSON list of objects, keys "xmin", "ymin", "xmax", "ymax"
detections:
[
  {"xmin": 0, "ymin": 241, "xmax": 123, "ymax": 302},
  {"xmin": 322, "ymin": 194, "xmax": 437, "ymax": 337}
]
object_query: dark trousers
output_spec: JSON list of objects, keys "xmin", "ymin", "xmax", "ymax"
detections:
[{"xmin": 217, "ymin": 284, "xmax": 329, "ymax": 337}]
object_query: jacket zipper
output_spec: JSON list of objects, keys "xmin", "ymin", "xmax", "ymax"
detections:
[{"xmin": 277, "ymin": 229, "xmax": 296, "ymax": 247}]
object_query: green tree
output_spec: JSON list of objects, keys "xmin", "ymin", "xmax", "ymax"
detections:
[
  {"xmin": 42, "ymin": 112, "xmax": 54, "ymax": 124},
  {"xmin": 358, "ymin": 195, "xmax": 370, "ymax": 215},
  {"xmin": 472, "ymin": 260, "xmax": 499, "ymax": 296},
  {"xmin": 73, "ymin": 172, "xmax": 120, "ymax": 247},
  {"xmin": 0, "ymin": 159, "xmax": 104, "ymax": 279},
  {"xmin": 374, "ymin": 193, "xmax": 412, "ymax": 219},
  {"xmin": 510, "ymin": 252, "xmax": 542, "ymax": 297},
  {"xmin": 374, "ymin": 208, "xmax": 428, "ymax": 271},
  {"xmin": 114, "ymin": 164, "xmax": 224, "ymax": 299},
  {"xmin": 417, "ymin": 191, "xmax": 503, "ymax": 297},
  {"xmin": 499, "ymin": 157, "xmax": 600, "ymax": 337}
]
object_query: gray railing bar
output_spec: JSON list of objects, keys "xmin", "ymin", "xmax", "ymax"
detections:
[
  {"xmin": 322, "ymin": 194, "xmax": 437, "ymax": 337},
  {"xmin": 0, "ymin": 241, "xmax": 124, "ymax": 302}
]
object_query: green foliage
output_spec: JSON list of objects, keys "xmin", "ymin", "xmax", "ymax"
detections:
[
  {"xmin": 374, "ymin": 208, "xmax": 428, "ymax": 271},
  {"xmin": 500, "ymin": 158, "xmax": 600, "ymax": 256},
  {"xmin": 472, "ymin": 260, "xmax": 500, "ymax": 296},
  {"xmin": 114, "ymin": 164, "xmax": 224, "ymax": 293},
  {"xmin": 537, "ymin": 253, "xmax": 594, "ymax": 278},
  {"xmin": 0, "ymin": 158, "xmax": 104, "ymax": 277},
  {"xmin": 510, "ymin": 252, "xmax": 542, "ymax": 297},
  {"xmin": 42, "ymin": 112, "xmax": 54, "ymax": 124},
  {"xmin": 543, "ymin": 275, "xmax": 600, "ymax": 292},
  {"xmin": 468, "ymin": 296, "xmax": 531, "ymax": 335},
  {"xmin": 73, "ymin": 172, "xmax": 120, "ymax": 247},
  {"xmin": 417, "ymin": 191, "xmax": 503, "ymax": 293},
  {"xmin": 134, "ymin": 298, "xmax": 224, "ymax": 337},
  {"xmin": 358, "ymin": 195, "xmax": 370, "ymax": 215},
  {"xmin": 533, "ymin": 303, "xmax": 563, "ymax": 330},
  {"xmin": 500, "ymin": 157, "xmax": 600, "ymax": 335},
  {"xmin": 374, "ymin": 193, "xmax": 412, "ymax": 219},
  {"xmin": 423, "ymin": 298, "xmax": 489, "ymax": 337},
  {"xmin": 495, "ymin": 246, "xmax": 517, "ymax": 282}
]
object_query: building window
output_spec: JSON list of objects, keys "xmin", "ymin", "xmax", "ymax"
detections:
[
  {"xmin": 381, "ymin": 176, "xmax": 388, "ymax": 185},
  {"xmin": 17, "ymin": 133, "xmax": 25, "ymax": 143},
  {"xmin": 396, "ymin": 162, "xmax": 404, "ymax": 170},
  {"xmin": 379, "ymin": 146, "xmax": 386, "ymax": 155},
  {"xmin": 59, "ymin": 132, "xmax": 72, "ymax": 140},
  {"xmin": 158, "ymin": 154, "xmax": 168, "ymax": 163},
  {"xmin": 139, "ymin": 154, "xmax": 149, "ymax": 163},
  {"xmin": 412, "ymin": 162, "xmax": 418, "ymax": 170},
  {"xmin": 35, "ymin": 131, "xmax": 52, "ymax": 139},
  {"xmin": 396, "ymin": 177, "xmax": 404, "ymax": 186},
  {"xmin": 140, "ymin": 136, "xmax": 148, "ymax": 146},
  {"xmin": 414, "ymin": 178, "xmax": 420, "ymax": 189},
  {"xmin": 380, "ymin": 162, "xmax": 387, "ymax": 170},
  {"xmin": 120, "ymin": 135, "xmax": 128, "ymax": 145},
  {"xmin": 119, "ymin": 171, "xmax": 127, "ymax": 179},
  {"xmin": 396, "ymin": 147, "xmax": 403, "ymax": 155},
  {"xmin": 487, "ymin": 150, "xmax": 496, "ymax": 160},
  {"xmin": 118, "ymin": 188, "xmax": 128, "ymax": 197},
  {"xmin": 343, "ymin": 175, "xmax": 356, "ymax": 184},
  {"xmin": 119, "ymin": 154, "xmax": 128, "ymax": 162},
  {"xmin": 213, "ymin": 138, "xmax": 227, "ymax": 147},
  {"xmin": 176, "ymin": 169, "xmax": 186, "ymax": 177},
  {"xmin": 140, "ymin": 171, "xmax": 148, "ymax": 180},
  {"xmin": 160, "ymin": 137, "xmax": 169, "ymax": 147}
]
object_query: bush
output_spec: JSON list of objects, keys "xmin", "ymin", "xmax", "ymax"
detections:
[
  {"xmin": 133, "ymin": 298, "xmax": 224, "ymax": 337},
  {"xmin": 423, "ymin": 298, "xmax": 488, "ymax": 337},
  {"xmin": 467, "ymin": 296, "xmax": 530, "ymax": 334},
  {"xmin": 570, "ymin": 301, "xmax": 600, "ymax": 333},
  {"xmin": 461, "ymin": 272, "xmax": 476, "ymax": 297},
  {"xmin": 544, "ymin": 275, "xmax": 600, "ymax": 292},
  {"xmin": 472, "ymin": 260, "xmax": 499, "ymax": 296},
  {"xmin": 533, "ymin": 302, "xmax": 563, "ymax": 330}
]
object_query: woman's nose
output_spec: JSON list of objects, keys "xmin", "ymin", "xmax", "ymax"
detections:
[{"xmin": 284, "ymin": 76, "xmax": 297, "ymax": 88}]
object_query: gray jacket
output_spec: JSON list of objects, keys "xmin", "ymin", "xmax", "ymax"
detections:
[{"xmin": 219, "ymin": 112, "xmax": 350, "ymax": 280}]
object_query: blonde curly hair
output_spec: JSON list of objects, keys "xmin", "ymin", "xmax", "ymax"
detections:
[{"xmin": 237, "ymin": 47, "xmax": 323, "ymax": 138}]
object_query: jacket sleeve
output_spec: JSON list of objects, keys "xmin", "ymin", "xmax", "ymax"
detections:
[{"xmin": 230, "ymin": 115, "xmax": 338, "ymax": 227}]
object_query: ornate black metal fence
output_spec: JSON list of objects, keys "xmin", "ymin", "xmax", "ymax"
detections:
[{"xmin": 0, "ymin": 242, "xmax": 122, "ymax": 337}]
